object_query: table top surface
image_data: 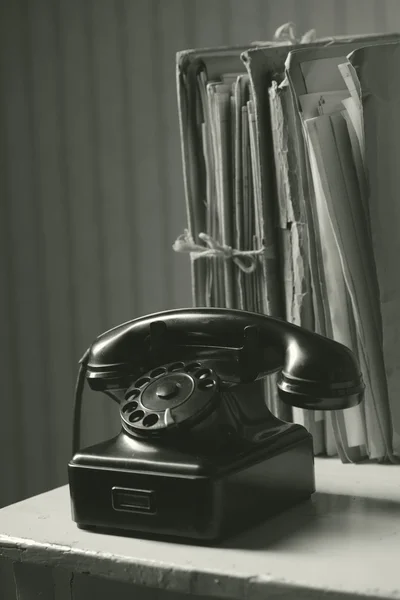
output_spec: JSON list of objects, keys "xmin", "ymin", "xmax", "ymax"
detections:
[{"xmin": 0, "ymin": 458, "xmax": 399, "ymax": 600}]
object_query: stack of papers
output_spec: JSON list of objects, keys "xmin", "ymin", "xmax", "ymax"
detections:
[{"xmin": 174, "ymin": 28, "xmax": 400, "ymax": 461}]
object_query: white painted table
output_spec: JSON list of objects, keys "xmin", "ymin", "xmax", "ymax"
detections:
[{"xmin": 0, "ymin": 458, "xmax": 399, "ymax": 600}]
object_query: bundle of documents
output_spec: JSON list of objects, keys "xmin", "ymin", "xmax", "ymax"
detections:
[{"xmin": 174, "ymin": 24, "xmax": 400, "ymax": 462}]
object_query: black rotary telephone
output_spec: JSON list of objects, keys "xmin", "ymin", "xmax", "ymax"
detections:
[{"xmin": 68, "ymin": 308, "xmax": 364, "ymax": 542}]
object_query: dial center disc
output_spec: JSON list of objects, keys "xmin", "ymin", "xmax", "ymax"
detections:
[
  {"xmin": 156, "ymin": 381, "xmax": 179, "ymax": 399},
  {"xmin": 141, "ymin": 373, "xmax": 194, "ymax": 411}
]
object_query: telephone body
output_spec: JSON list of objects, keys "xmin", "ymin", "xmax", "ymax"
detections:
[{"xmin": 68, "ymin": 308, "xmax": 364, "ymax": 542}]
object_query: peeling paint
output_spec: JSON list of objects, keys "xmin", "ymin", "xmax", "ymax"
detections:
[{"xmin": 69, "ymin": 570, "xmax": 75, "ymax": 599}]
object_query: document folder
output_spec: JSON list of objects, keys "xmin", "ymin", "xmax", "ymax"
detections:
[{"xmin": 174, "ymin": 24, "xmax": 400, "ymax": 462}]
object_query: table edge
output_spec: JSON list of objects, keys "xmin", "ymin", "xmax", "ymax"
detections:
[{"xmin": 0, "ymin": 534, "xmax": 393, "ymax": 600}]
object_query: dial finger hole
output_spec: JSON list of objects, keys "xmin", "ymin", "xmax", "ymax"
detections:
[
  {"xmin": 129, "ymin": 410, "xmax": 145, "ymax": 423},
  {"xmin": 195, "ymin": 368, "xmax": 212, "ymax": 380},
  {"xmin": 168, "ymin": 362, "xmax": 184, "ymax": 372},
  {"xmin": 150, "ymin": 367, "xmax": 167, "ymax": 378},
  {"xmin": 142, "ymin": 413, "xmax": 159, "ymax": 427},
  {"xmin": 126, "ymin": 388, "xmax": 140, "ymax": 400},
  {"xmin": 198, "ymin": 378, "xmax": 214, "ymax": 391},
  {"xmin": 135, "ymin": 377, "xmax": 150, "ymax": 388},
  {"xmin": 122, "ymin": 401, "xmax": 138, "ymax": 413},
  {"xmin": 185, "ymin": 362, "xmax": 201, "ymax": 373}
]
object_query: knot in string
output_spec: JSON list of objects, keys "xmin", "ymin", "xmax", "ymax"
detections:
[
  {"xmin": 173, "ymin": 230, "xmax": 274, "ymax": 274},
  {"xmin": 254, "ymin": 22, "xmax": 339, "ymax": 49},
  {"xmin": 273, "ymin": 21, "xmax": 317, "ymax": 45}
]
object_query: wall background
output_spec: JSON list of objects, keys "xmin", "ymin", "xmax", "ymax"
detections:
[{"xmin": 0, "ymin": 0, "xmax": 399, "ymax": 507}]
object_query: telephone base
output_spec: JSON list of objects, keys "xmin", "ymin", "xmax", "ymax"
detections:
[{"xmin": 69, "ymin": 425, "xmax": 315, "ymax": 543}]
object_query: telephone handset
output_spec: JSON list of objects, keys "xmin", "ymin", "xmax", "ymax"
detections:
[{"xmin": 69, "ymin": 308, "xmax": 364, "ymax": 542}]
